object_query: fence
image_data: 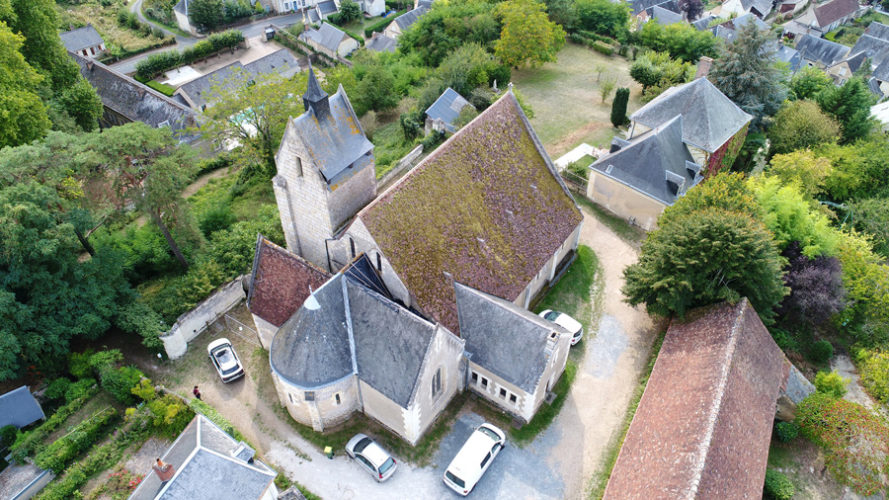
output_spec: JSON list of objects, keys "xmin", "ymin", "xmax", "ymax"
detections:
[
  {"xmin": 160, "ymin": 276, "xmax": 247, "ymax": 359},
  {"xmin": 379, "ymin": 144, "xmax": 424, "ymax": 188},
  {"xmin": 224, "ymin": 314, "xmax": 260, "ymax": 347}
]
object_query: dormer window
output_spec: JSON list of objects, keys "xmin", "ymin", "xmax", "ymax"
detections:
[{"xmin": 665, "ymin": 170, "xmax": 686, "ymax": 195}]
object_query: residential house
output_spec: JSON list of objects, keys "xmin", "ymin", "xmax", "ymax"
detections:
[
  {"xmin": 0, "ymin": 386, "xmax": 45, "ymax": 429},
  {"xmin": 651, "ymin": 5, "xmax": 684, "ymax": 25},
  {"xmin": 840, "ymin": 22, "xmax": 889, "ymax": 87},
  {"xmin": 776, "ymin": 0, "xmax": 807, "ymax": 16},
  {"xmin": 586, "ymin": 116, "xmax": 703, "ymax": 230},
  {"xmin": 273, "ymin": 0, "xmax": 383, "ymax": 16},
  {"xmin": 603, "ymin": 299, "xmax": 813, "ymax": 499},
  {"xmin": 129, "ymin": 415, "xmax": 278, "ymax": 500},
  {"xmin": 692, "ymin": 15, "xmax": 717, "ymax": 30},
  {"xmin": 874, "ymin": 59, "xmax": 889, "ymax": 95},
  {"xmin": 710, "ymin": 13, "xmax": 769, "ymax": 42},
  {"xmin": 826, "ymin": 51, "xmax": 869, "ymax": 84},
  {"xmin": 784, "ymin": 0, "xmax": 861, "ymax": 37},
  {"xmin": 72, "ymin": 53, "xmax": 199, "ymax": 139},
  {"xmin": 424, "ymin": 87, "xmax": 474, "ymax": 134},
  {"xmin": 384, "ymin": 6, "xmax": 429, "ymax": 38},
  {"xmin": 629, "ymin": 0, "xmax": 679, "ymax": 24},
  {"xmin": 628, "ymin": 77, "xmax": 753, "ymax": 172},
  {"xmin": 796, "ymin": 33, "xmax": 851, "ymax": 68},
  {"xmin": 253, "ymin": 69, "xmax": 583, "ymax": 443},
  {"xmin": 299, "ymin": 23, "xmax": 359, "ymax": 58},
  {"xmin": 774, "ymin": 42, "xmax": 803, "ymax": 73},
  {"xmin": 721, "ymin": 0, "xmax": 773, "ymax": 19},
  {"xmin": 60, "ymin": 24, "xmax": 106, "ymax": 59},
  {"xmin": 366, "ymin": 32, "xmax": 397, "ymax": 53},
  {"xmin": 175, "ymin": 49, "xmax": 302, "ymax": 110}
]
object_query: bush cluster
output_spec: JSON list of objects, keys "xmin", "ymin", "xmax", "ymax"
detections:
[
  {"xmin": 763, "ymin": 469, "xmax": 795, "ymax": 500},
  {"xmin": 775, "ymin": 421, "xmax": 799, "ymax": 442},
  {"xmin": 34, "ymin": 408, "xmax": 119, "ymax": 473},
  {"xmin": 809, "ymin": 339, "xmax": 834, "ymax": 363},
  {"xmin": 814, "ymin": 370, "xmax": 848, "ymax": 398},
  {"xmin": 136, "ymin": 30, "xmax": 245, "ymax": 80},
  {"xmin": 10, "ymin": 386, "xmax": 99, "ymax": 462},
  {"xmin": 855, "ymin": 348, "xmax": 889, "ymax": 404},
  {"xmin": 364, "ymin": 11, "xmax": 407, "ymax": 37},
  {"xmin": 117, "ymin": 9, "xmax": 165, "ymax": 39},
  {"xmin": 189, "ymin": 398, "xmax": 246, "ymax": 442},
  {"xmin": 568, "ymin": 32, "xmax": 614, "ymax": 55}
]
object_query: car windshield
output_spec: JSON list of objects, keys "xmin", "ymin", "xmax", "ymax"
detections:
[
  {"xmin": 477, "ymin": 427, "xmax": 500, "ymax": 442},
  {"xmin": 446, "ymin": 470, "xmax": 465, "ymax": 488},
  {"xmin": 379, "ymin": 457, "xmax": 395, "ymax": 475},
  {"xmin": 544, "ymin": 311, "xmax": 560, "ymax": 321},
  {"xmin": 354, "ymin": 437, "xmax": 372, "ymax": 453}
]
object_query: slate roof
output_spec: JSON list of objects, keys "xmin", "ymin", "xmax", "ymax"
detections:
[
  {"xmin": 357, "ymin": 92, "xmax": 582, "ymax": 334},
  {"xmin": 243, "ymin": 48, "xmax": 301, "ymax": 79},
  {"xmin": 318, "ymin": 0, "xmax": 337, "ymax": 15},
  {"xmin": 173, "ymin": 0, "xmax": 187, "ymax": 14},
  {"xmin": 775, "ymin": 43, "xmax": 803, "ymax": 73},
  {"xmin": 299, "ymin": 23, "xmax": 348, "ymax": 53},
  {"xmin": 72, "ymin": 54, "xmax": 198, "ymax": 135},
  {"xmin": 591, "ymin": 116, "xmax": 702, "ymax": 205},
  {"xmin": 652, "ymin": 5, "xmax": 683, "ymax": 25},
  {"xmin": 0, "ymin": 386, "xmax": 45, "ymax": 429},
  {"xmin": 692, "ymin": 15, "xmax": 717, "ymax": 30},
  {"xmin": 366, "ymin": 32, "xmax": 397, "ymax": 52},
  {"xmin": 796, "ymin": 33, "xmax": 851, "ymax": 67},
  {"xmin": 280, "ymin": 82, "xmax": 374, "ymax": 186},
  {"xmin": 740, "ymin": 0, "xmax": 773, "ymax": 17},
  {"xmin": 247, "ymin": 236, "xmax": 331, "ymax": 327},
  {"xmin": 454, "ymin": 283, "xmax": 568, "ymax": 393},
  {"xmin": 348, "ymin": 277, "xmax": 437, "ymax": 408},
  {"xmin": 850, "ymin": 23, "xmax": 889, "ymax": 68},
  {"xmin": 630, "ymin": 78, "xmax": 752, "ymax": 153},
  {"xmin": 868, "ymin": 76, "xmax": 885, "ymax": 97},
  {"xmin": 270, "ymin": 274, "xmax": 353, "ymax": 387},
  {"xmin": 60, "ymin": 24, "xmax": 104, "ymax": 52},
  {"xmin": 630, "ymin": 0, "xmax": 672, "ymax": 15},
  {"xmin": 130, "ymin": 416, "xmax": 275, "ymax": 500},
  {"xmin": 602, "ymin": 299, "xmax": 786, "ymax": 499},
  {"xmin": 392, "ymin": 6, "xmax": 428, "ymax": 30},
  {"xmin": 875, "ymin": 57, "xmax": 889, "ymax": 80},
  {"xmin": 424, "ymin": 87, "xmax": 473, "ymax": 133},
  {"xmin": 814, "ymin": 0, "xmax": 859, "ymax": 28}
]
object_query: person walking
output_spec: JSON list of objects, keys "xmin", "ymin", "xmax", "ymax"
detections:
[{"xmin": 193, "ymin": 386, "xmax": 201, "ymax": 400}]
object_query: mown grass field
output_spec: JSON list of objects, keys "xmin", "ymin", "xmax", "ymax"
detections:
[{"xmin": 57, "ymin": 0, "xmax": 167, "ymax": 53}]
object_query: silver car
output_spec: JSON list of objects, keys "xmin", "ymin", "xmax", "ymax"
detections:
[
  {"xmin": 207, "ymin": 338, "xmax": 245, "ymax": 383},
  {"xmin": 345, "ymin": 434, "xmax": 398, "ymax": 482}
]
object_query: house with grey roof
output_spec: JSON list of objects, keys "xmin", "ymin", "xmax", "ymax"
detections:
[
  {"xmin": 366, "ymin": 32, "xmax": 397, "ymax": 53},
  {"xmin": 299, "ymin": 22, "xmax": 358, "ymax": 58},
  {"xmin": 775, "ymin": 43, "xmax": 803, "ymax": 73},
  {"xmin": 796, "ymin": 33, "xmax": 852, "ymax": 68},
  {"xmin": 384, "ymin": 6, "xmax": 429, "ymax": 38},
  {"xmin": 784, "ymin": 0, "xmax": 862, "ymax": 37},
  {"xmin": 60, "ymin": 24, "xmax": 105, "ymax": 59},
  {"xmin": 424, "ymin": 87, "xmax": 474, "ymax": 134},
  {"xmin": 708, "ymin": 13, "xmax": 768, "ymax": 43},
  {"xmin": 0, "ymin": 386, "xmax": 45, "ymax": 429},
  {"xmin": 273, "ymin": 0, "xmax": 383, "ymax": 17},
  {"xmin": 253, "ymin": 70, "xmax": 582, "ymax": 442},
  {"xmin": 129, "ymin": 415, "xmax": 278, "ymax": 500},
  {"xmin": 651, "ymin": 5, "xmax": 683, "ymax": 25},
  {"xmin": 587, "ymin": 116, "xmax": 703, "ymax": 230},
  {"xmin": 721, "ymin": 0, "xmax": 773, "ymax": 19}
]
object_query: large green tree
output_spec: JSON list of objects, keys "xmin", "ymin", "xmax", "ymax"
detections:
[
  {"xmin": 189, "ymin": 0, "xmax": 224, "ymax": 30},
  {"xmin": 708, "ymin": 22, "xmax": 786, "ymax": 128},
  {"xmin": 815, "ymin": 77, "xmax": 874, "ymax": 144},
  {"xmin": 768, "ymin": 100, "xmax": 840, "ymax": 156},
  {"xmin": 635, "ymin": 20, "xmax": 716, "ymax": 62},
  {"xmin": 398, "ymin": 1, "xmax": 500, "ymax": 67},
  {"xmin": 574, "ymin": 0, "xmax": 630, "ymax": 41},
  {"xmin": 790, "ymin": 66, "xmax": 833, "ymax": 100},
  {"xmin": 356, "ymin": 64, "xmax": 400, "ymax": 112},
  {"xmin": 494, "ymin": 0, "xmax": 566, "ymax": 68},
  {"xmin": 0, "ymin": 22, "xmax": 51, "ymax": 148},
  {"xmin": 629, "ymin": 50, "xmax": 694, "ymax": 101}
]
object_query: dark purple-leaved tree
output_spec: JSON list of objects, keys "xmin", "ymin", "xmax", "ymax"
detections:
[
  {"xmin": 678, "ymin": 0, "xmax": 703, "ymax": 20},
  {"xmin": 779, "ymin": 241, "xmax": 846, "ymax": 325}
]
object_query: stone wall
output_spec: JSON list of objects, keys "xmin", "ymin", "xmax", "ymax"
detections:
[
  {"xmin": 160, "ymin": 276, "xmax": 246, "ymax": 359},
  {"xmin": 586, "ymin": 170, "xmax": 667, "ymax": 231},
  {"xmin": 273, "ymin": 370, "xmax": 360, "ymax": 431}
]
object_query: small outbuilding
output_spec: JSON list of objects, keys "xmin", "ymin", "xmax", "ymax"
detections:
[
  {"xmin": 299, "ymin": 23, "xmax": 359, "ymax": 59},
  {"xmin": 0, "ymin": 386, "xmax": 45, "ymax": 429},
  {"xmin": 424, "ymin": 87, "xmax": 474, "ymax": 134},
  {"xmin": 60, "ymin": 24, "xmax": 106, "ymax": 59}
]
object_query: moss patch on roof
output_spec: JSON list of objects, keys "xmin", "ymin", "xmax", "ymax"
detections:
[{"xmin": 360, "ymin": 93, "xmax": 582, "ymax": 333}]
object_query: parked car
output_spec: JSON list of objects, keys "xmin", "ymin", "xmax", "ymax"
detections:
[
  {"xmin": 538, "ymin": 309, "xmax": 583, "ymax": 345},
  {"xmin": 442, "ymin": 423, "xmax": 505, "ymax": 496},
  {"xmin": 345, "ymin": 434, "xmax": 398, "ymax": 482},
  {"xmin": 207, "ymin": 338, "xmax": 245, "ymax": 383}
]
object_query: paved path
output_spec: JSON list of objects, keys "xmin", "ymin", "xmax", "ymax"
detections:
[{"xmin": 831, "ymin": 354, "xmax": 887, "ymax": 418}]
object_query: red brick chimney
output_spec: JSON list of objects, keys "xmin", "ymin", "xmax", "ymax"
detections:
[{"xmin": 153, "ymin": 458, "xmax": 175, "ymax": 482}]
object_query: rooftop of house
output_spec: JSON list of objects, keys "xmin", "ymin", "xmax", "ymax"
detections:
[
  {"xmin": 602, "ymin": 299, "xmax": 786, "ymax": 499},
  {"xmin": 280, "ymin": 71, "xmax": 374, "ymax": 186},
  {"xmin": 243, "ymin": 48, "xmax": 301, "ymax": 79},
  {"xmin": 692, "ymin": 15, "xmax": 717, "ymax": 30},
  {"xmin": 874, "ymin": 57, "xmax": 889, "ymax": 81},
  {"xmin": 318, "ymin": 0, "xmax": 337, "ymax": 15},
  {"xmin": 774, "ymin": 43, "xmax": 803, "ymax": 73},
  {"xmin": 366, "ymin": 32, "xmax": 397, "ymax": 53},
  {"xmin": 737, "ymin": 0, "xmax": 773, "ymax": 17},
  {"xmin": 796, "ymin": 33, "xmax": 852, "ymax": 67},
  {"xmin": 60, "ymin": 24, "xmax": 104, "ymax": 52},
  {"xmin": 813, "ymin": 0, "xmax": 859, "ymax": 28},
  {"xmin": 299, "ymin": 22, "xmax": 348, "ymax": 53},
  {"xmin": 356, "ymin": 91, "xmax": 582, "ymax": 334},
  {"xmin": 454, "ymin": 283, "xmax": 568, "ymax": 393},
  {"xmin": 247, "ymin": 236, "xmax": 331, "ymax": 328},
  {"xmin": 630, "ymin": 77, "xmax": 753, "ymax": 153},
  {"xmin": 0, "ymin": 386, "xmax": 44, "ymax": 429},
  {"xmin": 652, "ymin": 4, "xmax": 684, "ymax": 25},
  {"xmin": 392, "ymin": 6, "xmax": 429, "ymax": 30},
  {"xmin": 849, "ymin": 23, "xmax": 889, "ymax": 67},
  {"xmin": 630, "ymin": 0, "xmax": 673, "ymax": 16},
  {"xmin": 130, "ymin": 415, "xmax": 276, "ymax": 500},
  {"xmin": 591, "ymin": 116, "xmax": 702, "ymax": 205},
  {"xmin": 72, "ymin": 53, "xmax": 198, "ymax": 135},
  {"xmin": 425, "ymin": 87, "xmax": 474, "ymax": 133}
]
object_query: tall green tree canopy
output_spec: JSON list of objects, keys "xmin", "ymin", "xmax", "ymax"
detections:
[
  {"xmin": 790, "ymin": 66, "xmax": 833, "ymax": 100},
  {"xmin": 0, "ymin": 22, "xmax": 51, "ymax": 148},
  {"xmin": 574, "ymin": 0, "xmax": 630, "ymax": 41},
  {"xmin": 494, "ymin": 0, "xmax": 565, "ymax": 68},
  {"xmin": 815, "ymin": 77, "xmax": 875, "ymax": 144},
  {"xmin": 635, "ymin": 20, "xmax": 716, "ymax": 62},
  {"xmin": 398, "ymin": 1, "xmax": 501, "ymax": 66},
  {"xmin": 768, "ymin": 99, "xmax": 840, "ymax": 156},
  {"xmin": 189, "ymin": 0, "xmax": 225, "ymax": 29}
]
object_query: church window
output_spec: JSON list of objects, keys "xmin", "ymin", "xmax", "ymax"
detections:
[
  {"xmin": 376, "ymin": 253, "xmax": 382, "ymax": 272},
  {"xmin": 499, "ymin": 388, "xmax": 507, "ymax": 399},
  {"xmin": 471, "ymin": 372, "xmax": 478, "ymax": 383},
  {"xmin": 350, "ymin": 238, "xmax": 356, "ymax": 258},
  {"xmin": 304, "ymin": 391, "xmax": 315, "ymax": 401},
  {"xmin": 288, "ymin": 393, "xmax": 294, "ymax": 404},
  {"xmin": 510, "ymin": 394, "xmax": 517, "ymax": 404},
  {"xmin": 432, "ymin": 368, "xmax": 442, "ymax": 397},
  {"xmin": 295, "ymin": 156, "xmax": 303, "ymax": 177},
  {"xmin": 481, "ymin": 377, "xmax": 488, "ymax": 389},
  {"xmin": 335, "ymin": 393, "xmax": 341, "ymax": 405}
]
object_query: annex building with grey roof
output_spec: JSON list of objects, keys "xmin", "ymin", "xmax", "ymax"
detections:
[
  {"xmin": 0, "ymin": 386, "xmax": 45, "ymax": 429},
  {"xmin": 60, "ymin": 24, "xmax": 105, "ymax": 58},
  {"xmin": 796, "ymin": 33, "xmax": 851, "ymax": 68},
  {"xmin": 424, "ymin": 87, "xmax": 474, "ymax": 134}
]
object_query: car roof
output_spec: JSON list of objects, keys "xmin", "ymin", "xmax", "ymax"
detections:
[
  {"xmin": 447, "ymin": 427, "xmax": 500, "ymax": 478},
  {"xmin": 208, "ymin": 338, "xmax": 232, "ymax": 350},
  {"xmin": 361, "ymin": 441, "xmax": 390, "ymax": 467}
]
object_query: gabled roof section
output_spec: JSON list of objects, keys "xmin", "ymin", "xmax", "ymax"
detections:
[
  {"xmin": 177, "ymin": 61, "xmax": 245, "ymax": 110},
  {"xmin": 60, "ymin": 24, "xmax": 104, "ymax": 52},
  {"xmin": 347, "ymin": 277, "xmax": 437, "ymax": 408},
  {"xmin": 774, "ymin": 43, "xmax": 803, "ymax": 73},
  {"xmin": 814, "ymin": 0, "xmax": 859, "ymax": 28},
  {"xmin": 270, "ymin": 274, "xmax": 353, "ymax": 387},
  {"xmin": 592, "ymin": 116, "xmax": 701, "ymax": 205},
  {"xmin": 318, "ymin": 0, "xmax": 337, "ymax": 14},
  {"xmin": 455, "ymin": 283, "xmax": 567, "ymax": 393},
  {"xmin": 875, "ymin": 57, "xmax": 889, "ymax": 80},
  {"xmin": 393, "ymin": 6, "xmax": 428, "ymax": 30},
  {"xmin": 0, "ymin": 386, "xmax": 44, "ymax": 429},
  {"xmin": 630, "ymin": 78, "xmax": 752, "ymax": 152},
  {"xmin": 243, "ymin": 48, "xmax": 301, "ymax": 79},
  {"xmin": 425, "ymin": 87, "xmax": 474, "ymax": 133},
  {"xmin": 692, "ymin": 15, "xmax": 717, "ymax": 30},
  {"xmin": 652, "ymin": 5, "xmax": 683, "ymax": 25},
  {"xmin": 300, "ymin": 23, "xmax": 348, "ymax": 53},
  {"xmin": 248, "ymin": 236, "xmax": 331, "ymax": 327},
  {"xmin": 740, "ymin": 0, "xmax": 773, "ymax": 17},
  {"xmin": 603, "ymin": 299, "xmax": 786, "ymax": 499},
  {"xmin": 358, "ymin": 92, "xmax": 582, "ymax": 334},
  {"xmin": 796, "ymin": 33, "xmax": 852, "ymax": 67},
  {"xmin": 281, "ymin": 85, "xmax": 374, "ymax": 186},
  {"xmin": 366, "ymin": 32, "xmax": 397, "ymax": 52},
  {"xmin": 630, "ymin": 0, "xmax": 672, "ymax": 15}
]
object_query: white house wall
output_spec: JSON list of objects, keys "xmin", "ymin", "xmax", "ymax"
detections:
[
  {"xmin": 409, "ymin": 325, "xmax": 465, "ymax": 440},
  {"xmin": 359, "ymin": 380, "xmax": 413, "ymax": 442},
  {"xmin": 467, "ymin": 362, "xmax": 537, "ymax": 422},
  {"xmin": 337, "ymin": 38, "xmax": 360, "ymax": 58},
  {"xmin": 586, "ymin": 171, "xmax": 666, "ymax": 231},
  {"xmin": 515, "ymin": 222, "xmax": 582, "ymax": 309},
  {"xmin": 251, "ymin": 314, "xmax": 278, "ymax": 350}
]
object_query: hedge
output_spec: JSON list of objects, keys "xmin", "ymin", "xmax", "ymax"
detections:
[
  {"xmin": 188, "ymin": 398, "xmax": 246, "ymax": 441},
  {"xmin": 592, "ymin": 40, "xmax": 614, "ymax": 56},
  {"xmin": 364, "ymin": 11, "xmax": 406, "ymax": 37},
  {"xmin": 34, "ymin": 408, "xmax": 119, "ymax": 474},
  {"xmin": 135, "ymin": 30, "xmax": 245, "ymax": 80},
  {"xmin": 10, "ymin": 385, "xmax": 99, "ymax": 462},
  {"xmin": 273, "ymin": 26, "xmax": 309, "ymax": 57},
  {"xmin": 569, "ymin": 32, "xmax": 615, "ymax": 56},
  {"xmin": 145, "ymin": 80, "xmax": 176, "ymax": 96}
]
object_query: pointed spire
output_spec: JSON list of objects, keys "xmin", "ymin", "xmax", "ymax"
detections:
[{"xmin": 303, "ymin": 63, "xmax": 329, "ymax": 116}]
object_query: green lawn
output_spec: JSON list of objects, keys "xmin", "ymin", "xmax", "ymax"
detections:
[{"xmin": 513, "ymin": 43, "xmax": 643, "ymax": 159}]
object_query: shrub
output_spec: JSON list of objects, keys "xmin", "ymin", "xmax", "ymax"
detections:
[
  {"xmin": 115, "ymin": 302, "xmax": 167, "ymax": 350},
  {"xmin": 89, "ymin": 349, "xmax": 123, "ymax": 375},
  {"xmin": 591, "ymin": 40, "xmax": 614, "ymax": 55},
  {"xmin": 763, "ymin": 469, "xmax": 795, "ymax": 500},
  {"xmin": 856, "ymin": 348, "xmax": 889, "ymax": 404},
  {"xmin": 130, "ymin": 378, "xmax": 157, "ymax": 402},
  {"xmin": 34, "ymin": 408, "xmax": 119, "ymax": 473},
  {"xmin": 101, "ymin": 366, "xmax": 145, "ymax": 405},
  {"xmin": 10, "ymin": 386, "xmax": 100, "ymax": 462},
  {"xmin": 198, "ymin": 202, "xmax": 237, "ymax": 237},
  {"xmin": 769, "ymin": 327, "xmax": 798, "ymax": 351},
  {"xmin": 610, "ymin": 87, "xmax": 630, "ymax": 127},
  {"xmin": 775, "ymin": 421, "xmax": 799, "ymax": 442},
  {"xmin": 809, "ymin": 340, "xmax": 834, "ymax": 363},
  {"xmin": 69, "ymin": 350, "xmax": 94, "ymax": 379},
  {"xmin": 146, "ymin": 394, "xmax": 193, "ymax": 439},
  {"xmin": 364, "ymin": 10, "xmax": 408, "ymax": 37},
  {"xmin": 0, "ymin": 425, "xmax": 17, "ymax": 450},
  {"xmin": 814, "ymin": 370, "xmax": 848, "ymax": 398},
  {"xmin": 796, "ymin": 392, "xmax": 889, "ymax": 495},
  {"xmin": 67, "ymin": 378, "xmax": 98, "ymax": 403},
  {"xmin": 44, "ymin": 378, "xmax": 72, "ymax": 402}
]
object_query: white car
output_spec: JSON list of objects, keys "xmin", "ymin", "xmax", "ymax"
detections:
[
  {"xmin": 207, "ymin": 338, "xmax": 245, "ymax": 383},
  {"xmin": 345, "ymin": 434, "xmax": 398, "ymax": 482},
  {"xmin": 443, "ymin": 423, "xmax": 506, "ymax": 496},
  {"xmin": 539, "ymin": 309, "xmax": 584, "ymax": 345}
]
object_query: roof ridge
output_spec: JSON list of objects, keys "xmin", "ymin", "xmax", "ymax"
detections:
[{"xmin": 455, "ymin": 282, "xmax": 567, "ymax": 334}]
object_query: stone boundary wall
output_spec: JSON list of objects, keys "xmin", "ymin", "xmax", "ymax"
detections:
[
  {"xmin": 160, "ymin": 276, "xmax": 247, "ymax": 359},
  {"xmin": 379, "ymin": 144, "xmax": 423, "ymax": 188}
]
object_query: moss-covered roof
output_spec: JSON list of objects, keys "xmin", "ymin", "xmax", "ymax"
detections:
[{"xmin": 359, "ymin": 92, "xmax": 582, "ymax": 334}]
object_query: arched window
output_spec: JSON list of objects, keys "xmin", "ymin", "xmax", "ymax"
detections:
[
  {"xmin": 350, "ymin": 238, "xmax": 356, "ymax": 258},
  {"xmin": 376, "ymin": 253, "xmax": 382, "ymax": 272}
]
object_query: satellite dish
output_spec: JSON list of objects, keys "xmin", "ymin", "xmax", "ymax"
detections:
[{"xmin": 304, "ymin": 286, "xmax": 320, "ymax": 311}]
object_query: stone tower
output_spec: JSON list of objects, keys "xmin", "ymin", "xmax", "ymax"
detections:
[{"xmin": 273, "ymin": 67, "xmax": 377, "ymax": 271}]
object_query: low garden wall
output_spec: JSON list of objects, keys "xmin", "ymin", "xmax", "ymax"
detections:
[{"xmin": 160, "ymin": 275, "xmax": 246, "ymax": 359}]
